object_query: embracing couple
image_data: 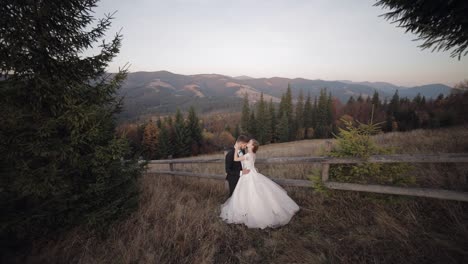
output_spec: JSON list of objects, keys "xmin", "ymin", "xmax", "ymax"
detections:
[{"xmin": 220, "ymin": 135, "xmax": 300, "ymax": 229}]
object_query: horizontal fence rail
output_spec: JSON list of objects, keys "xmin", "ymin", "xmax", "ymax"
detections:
[{"xmin": 146, "ymin": 153, "xmax": 468, "ymax": 202}]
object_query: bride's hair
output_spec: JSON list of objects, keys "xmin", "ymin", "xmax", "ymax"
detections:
[{"xmin": 251, "ymin": 139, "xmax": 260, "ymax": 153}]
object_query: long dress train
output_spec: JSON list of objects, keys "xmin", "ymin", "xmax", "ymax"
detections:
[{"xmin": 220, "ymin": 153, "xmax": 300, "ymax": 229}]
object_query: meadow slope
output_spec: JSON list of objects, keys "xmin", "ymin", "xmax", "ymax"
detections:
[{"xmin": 23, "ymin": 126, "xmax": 468, "ymax": 263}]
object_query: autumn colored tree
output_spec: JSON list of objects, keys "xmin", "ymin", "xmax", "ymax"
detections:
[{"xmin": 142, "ymin": 120, "xmax": 159, "ymax": 159}]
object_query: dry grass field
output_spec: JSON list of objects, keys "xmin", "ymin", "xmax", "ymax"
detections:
[{"xmin": 21, "ymin": 126, "xmax": 468, "ymax": 263}]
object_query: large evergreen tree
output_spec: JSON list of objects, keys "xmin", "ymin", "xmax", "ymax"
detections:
[
  {"xmin": 173, "ymin": 109, "xmax": 191, "ymax": 157},
  {"xmin": 303, "ymin": 92, "xmax": 313, "ymax": 139},
  {"xmin": 255, "ymin": 93, "xmax": 269, "ymax": 144},
  {"xmin": 248, "ymin": 111, "xmax": 257, "ymax": 138},
  {"xmin": 372, "ymin": 90, "xmax": 381, "ymax": 108},
  {"xmin": 315, "ymin": 89, "xmax": 333, "ymax": 138},
  {"xmin": 295, "ymin": 90, "xmax": 305, "ymax": 139},
  {"xmin": 327, "ymin": 92, "xmax": 335, "ymax": 134},
  {"xmin": 240, "ymin": 94, "xmax": 250, "ymax": 134},
  {"xmin": 158, "ymin": 123, "xmax": 172, "ymax": 159},
  {"xmin": 276, "ymin": 112, "xmax": 290, "ymax": 142},
  {"xmin": 277, "ymin": 84, "xmax": 294, "ymax": 141},
  {"xmin": 0, "ymin": 0, "xmax": 143, "ymax": 249},
  {"xmin": 268, "ymin": 98, "xmax": 276, "ymax": 142},
  {"xmin": 375, "ymin": 0, "xmax": 468, "ymax": 59},
  {"xmin": 187, "ymin": 106, "xmax": 202, "ymax": 155}
]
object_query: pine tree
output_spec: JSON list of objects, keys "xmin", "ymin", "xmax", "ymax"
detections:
[
  {"xmin": 240, "ymin": 94, "xmax": 250, "ymax": 134},
  {"xmin": 389, "ymin": 90, "xmax": 400, "ymax": 114},
  {"xmin": 303, "ymin": 92, "xmax": 313, "ymax": 139},
  {"xmin": 158, "ymin": 123, "xmax": 172, "ymax": 159},
  {"xmin": 312, "ymin": 96, "xmax": 318, "ymax": 132},
  {"xmin": 315, "ymin": 88, "xmax": 330, "ymax": 138},
  {"xmin": 187, "ymin": 106, "xmax": 202, "ymax": 155},
  {"xmin": 327, "ymin": 92, "xmax": 335, "ymax": 135},
  {"xmin": 375, "ymin": 0, "xmax": 468, "ymax": 59},
  {"xmin": 277, "ymin": 84, "xmax": 293, "ymax": 141},
  {"xmin": 371, "ymin": 90, "xmax": 381, "ymax": 107},
  {"xmin": 255, "ymin": 93, "xmax": 269, "ymax": 144},
  {"xmin": 142, "ymin": 120, "xmax": 159, "ymax": 159},
  {"xmin": 387, "ymin": 90, "xmax": 400, "ymax": 131},
  {"xmin": 173, "ymin": 109, "xmax": 191, "ymax": 157},
  {"xmin": 268, "ymin": 99, "xmax": 276, "ymax": 142},
  {"xmin": 295, "ymin": 90, "xmax": 305, "ymax": 139},
  {"xmin": 0, "ymin": 0, "xmax": 143, "ymax": 246},
  {"xmin": 248, "ymin": 111, "xmax": 257, "ymax": 137},
  {"xmin": 276, "ymin": 112, "xmax": 290, "ymax": 142}
]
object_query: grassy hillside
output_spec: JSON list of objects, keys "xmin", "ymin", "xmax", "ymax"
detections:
[{"xmin": 21, "ymin": 126, "xmax": 468, "ymax": 263}]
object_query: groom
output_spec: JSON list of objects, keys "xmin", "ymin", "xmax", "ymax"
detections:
[{"xmin": 225, "ymin": 135, "xmax": 250, "ymax": 197}]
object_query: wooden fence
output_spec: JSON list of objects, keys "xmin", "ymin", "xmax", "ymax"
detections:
[{"xmin": 146, "ymin": 153, "xmax": 468, "ymax": 202}]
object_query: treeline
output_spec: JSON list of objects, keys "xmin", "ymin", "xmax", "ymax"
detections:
[
  {"xmin": 119, "ymin": 83, "xmax": 468, "ymax": 159},
  {"xmin": 241, "ymin": 85, "xmax": 468, "ymax": 144},
  {"xmin": 239, "ymin": 85, "xmax": 335, "ymax": 144},
  {"xmin": 341, "ymin": 89, "xmax": 468, "ymax": 132},
  {"xmin": 120, "ymin": 106, "xmax": 238, "ymax": 159}
]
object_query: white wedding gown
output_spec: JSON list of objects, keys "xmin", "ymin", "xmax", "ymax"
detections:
[{"xmin": 220, "ymin": 153, "xmax": 300, "ymax": 229}]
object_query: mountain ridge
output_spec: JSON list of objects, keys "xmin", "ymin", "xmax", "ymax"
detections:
[{"xmin": 117, "ymin": 70, "xmax": 454, "ymax": 120}]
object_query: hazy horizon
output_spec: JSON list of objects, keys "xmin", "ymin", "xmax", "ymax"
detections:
[{"xmin": 92, "ymin": 0, "xmax": 468, "ymax": 87}]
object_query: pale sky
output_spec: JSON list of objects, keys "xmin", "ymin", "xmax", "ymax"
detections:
[{"xmin": 91, "ymin": 0, "xmax": 468, "ymax": 86}]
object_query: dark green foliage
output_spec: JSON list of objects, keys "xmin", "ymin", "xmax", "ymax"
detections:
[
  {"xmin": 278, "ymin": 84, "xmax": 294, "ymax": 140},
  {"xmin": 375, "ymin": 0, "xmax": 468, "ymax": 59},
  {"xmin": 173, "ymin": 109, "xmax": 191, "ymax": 157},
  {"xmin": 248, "ymin": 111, "xmax": 257, "ymax": 138},
  {"xmin": 303, "ymin": 92, "xmax": 313, "ymax": 138},
  {"xmin": 330, "ymin": 118, "xmax": 414, "ymax": 186},
  {"xmin": 327, "ymin": 92, "xmax": 335, "ymax": 134},
  {"xmin": 268, "ymin": 98, "xmax": 277, "ymax": 142},
  {"xmin": 276, "ymin": 113, "xmax": 290, "ymax": 142},
  {"xmin": 295, "ymin": 90, "xmax": 305, "ymax": 139},
  {"xmin": 0, "ymin": 0, "xmax": 144, "ymax": 252},
  {"xmin": 372, "ymin": 90, "xmax": 381, "ymax": 107},
  {"xmin": 240, "ymin": 94, "xmax": 250, "ymax": 134},
  {"xmin": 255, "ymin": 93, "xmax": 270, "ymax": 144},
  {"xmin": 315, "ymin": 88, "xmax": 332, "ymax": 138},
  {"xmin": 187, "ymin": 106, "xmax": 202, "ymax": 155},
  {"xmin": 158, "ymin": 124, "xmax": 172, "ymax": 159}
]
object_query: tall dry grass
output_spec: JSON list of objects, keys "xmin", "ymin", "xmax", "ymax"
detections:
[{"xmin": 18, "ymin": 126, "xmax": 468, "ymax": 263}]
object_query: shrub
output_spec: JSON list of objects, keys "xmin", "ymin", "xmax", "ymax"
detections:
[{"xmin": 329, "ymin": 118, "xmax": 414, "ymax": 186}]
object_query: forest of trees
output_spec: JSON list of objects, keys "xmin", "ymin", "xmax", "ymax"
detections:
[{"xmin": 119, "ymin": 82, "xmax": 468, "ymax": 160}]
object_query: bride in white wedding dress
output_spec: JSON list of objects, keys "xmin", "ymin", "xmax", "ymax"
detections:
[{"xmin": 220, "ymin": 139, "xmax": 300, "ymax": 229}]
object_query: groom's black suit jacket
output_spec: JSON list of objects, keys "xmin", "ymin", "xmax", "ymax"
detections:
[{"xmin": 225, "ymin": 147, "xmax": 244, "ymax": 196}]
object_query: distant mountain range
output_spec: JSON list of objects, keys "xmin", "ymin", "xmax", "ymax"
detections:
[{"xmin": 117, "ymin": 70, "xmax": 454, "ymax": 120}]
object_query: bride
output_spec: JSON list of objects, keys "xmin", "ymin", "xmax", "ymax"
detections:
[{"xmin": 220, "ymin": 139, "xmax": 300, "ymax": 229}]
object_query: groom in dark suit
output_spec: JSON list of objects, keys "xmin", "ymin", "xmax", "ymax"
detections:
[{"xmin": 225, "ymin": 135, "xmax": 250, "ymax": 197}]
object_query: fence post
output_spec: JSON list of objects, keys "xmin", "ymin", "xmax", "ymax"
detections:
[
  {"xmin": 321, "ymin": 163, "xmax": 330, "ymax": 182},
  {"xmin": 169, "ymin": 162, "xmax": 174, "ymax": 172},
  {"xmin": 325, "ymin": 140, "xmax": 332, "ymax": 152}
]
